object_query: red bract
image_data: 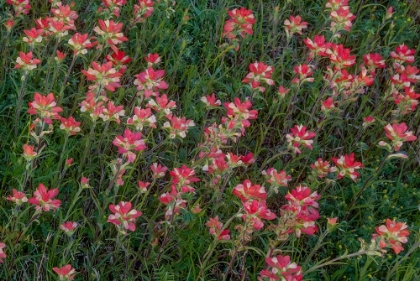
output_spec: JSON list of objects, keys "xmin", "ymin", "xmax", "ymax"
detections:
[
  {"xmin": 321, "ymin": 97, "xmax": 335, "ymax": 112},
  {"xmin": 223, "ymin": 7, "xmax": 256, "ymax": 38},
  {"xmin": 134, "ymin": 67, "xmax": 168, "ymax": 97},
  {"xmin": 68, "ymin": 33, "xmax": 94, "ymax": 55},
  {"xmin": 284, "ymin": 15, "xmax": 308, "ymax": 37},
  {"xmin": 162, "ymin": 114, "xmax": 195, "ymax": 139},
  {"xmin": 242, "ymin": 200, "xmax": 276, "ymax": 230},
  {"xmin": 0, "ymin": 243, "xmax": 6, "ymax": 263},
  {"xmin": 23, "ymin": 28, "xmax": 43, "ymax": 45},
  {"xmin": 201, "ymin": 93, "xmax": 221, "ymax": 107},
  {"xmin": 292, "ymin": 64, "xmax": 314, "ymax": 84},
  {"xmin": 145, "ymin": 53, "xmax": 161, "ymax": 67},
  {"xmin": 82, "ymin": 61, "xmax": 122, "ymax": 92},
  {"xmin": 101, "ymin": 0, "xmax": 127, "ymax": 17},
  {"xmin": 6, "ymin": 0, "xmax": 31, "ymax": 16},
  {"xmin": 105, "ymin": 48, "xmax": 131, "ymax": 73},
  {"xmin": 53, "ymin": 264, "xmax": 76, "ymax": 281},
  {"xmin": 48, "ymin": 18, "xmax": 72, "ymax": 37},
  {"xmin": 60, "ymin": 221, "xmax": 78, "ymax": 236},
  {"xmin": 150, "ymin": 163, "xmax": 168, "ymax": 179},
  {"xmin": 147, "ymin": 94, "xmax": 176, "ymax": 115},
  {"xmin": 22, "ymin": 144, "xmax": 37, "ymax": 161},
  {"xmin": 390, "ymin": 44, "xmax": 416, "ymax": 64},
  {"xmin": 242, "ymin": 62, "xmax": 274, "ymax": 92},
  {"xmin": 310, "ymin": 158, "xmax": 333, "ymax": 178},
  {"xmin": 99, "ymin": 101, "xmax": 125, "ymax": 124},
  {"xmin": 330, "ymin": 6, "xmax": 356, "ymax": 32},
  {"xmin": 133, "ymin": 0, "xmax": 155, "ymax": 23},
  {"xmin": 205, "ymin": 216, "xmax": 230, "ymax": 240},
  {"xmin": 5, "ymin": 19, "xmax": 15, "ymax": 31},
  {"xmin": 127, "ymin": 107, "xmax": 156, "ymax": 130},
  {"xmin": 170, "ymin": 165, "xmax": 200, "ymax": 192},
  {"xmin": 15, "ymin": 52, "xmax": 41, "ymax": 71},
  {"xmin": 261, "ymin": 168, "xmax": 292, "ymax": 193},
  {"xmin": 7, "ymin": 189, "xmax": 28, "ymax": 205},
  {"xmin": 304, "ymin": 35, "xmax": 331, "ymax": 58},
  {"xmin": 108, "ymin": 201, "xmax": 142, "ymax": 234},
  {"xmin": 51, "ymin": 3, "xmax": 78, "ymax": 30},
  {"xmin": 28, "ymin": 183, "xmax": 61, "ymax": 212},
  {"xmin": 363, "ymin": 53, "xmax": 386, "ymax": 75},
  {"xmin": 285, "ymin": 185, "xmax": 320, "ymax": 209},
  {"xmin": 260, "ymin": 254, "xmax": 303, "ymax": 281},
  {"xmin": 93, "ymin": 19, "xmax": 128, "ymax": 47},
  {"xmin": 233, "ymin": 179, "xmax": 267, "ymax": 202},
  {"xmin": 392, "ymin": 87, "xmax": 420, "ymax": 115},
  {"xmin": 384, "ymin": 123, "xmax": 417, "ymax": 151},
  {"xmin": 327, "ymin": 44, "xmax": 356, "ymax": 68},
  {"xmin": 27, "ymin": 92, "xmax": 63, "ymax": 124},
  {"xmin": 277, "ymin": 85, "xmax": 290, "ymax": 98},
  {"xmin": 224, "ymin": 98, "xmax": 258, "ymax": 133},
  {"xmin": 372, "ymin": 219, "xmax": 409, "ymax": 254},
  {"xmin": 59, "ymin": 116, "xmax": 81, "ymax": 135},
  {"xmin": 113, "ymin": 129, "xmax": 146, "ymax": 162},
  {"xmin": 79, "ymin": 92, "xmax": 105, "ymax": 121},
  {"xmin": 331, "ymin": 153, "xmax": 363, "ymax": 181},
  {"xmin": 137, "ymin": 181, "xmax": 150, "ymax": 193},
  {"xmin": 286, "ymin": 125, "xmax": 316, "ymax": 154}
]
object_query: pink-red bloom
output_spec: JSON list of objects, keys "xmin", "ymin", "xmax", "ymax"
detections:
[
  {"xmin": 0, "ymin": 243, "xmax": 5, "ymax": 263},
  {"xmin": 60, "ymin": 221, "xmax": 78, "ymax": 236},
  {"xmin": 28, "ymin": 93, "xmax": 63, "ymax": 124},
  {"xmin": 242, "ymin": 200, "xmax": 276, "ymax": 230},
  {"xmin": 15, "ymin": 52, "xmax": 41, "ymax": 71},
  {"xmin": 331, "ymin": 153, "xmax": 363, "ymax": 181},
  {"xmin": 310, "ymin": 158, "xmax": 333, "ymax": 178},
  {"xmin": 108, "ymin": 201, "xmax": 142, "ymax": 234},
  {"xmin": 242, "ymin": 62, "xmax": 274, "ymax": 92},
  {"xmin": 59, "ymin": 116, "xmax": 81, "ymax": 135},
  {"xmin": 82, "ymin": 61, "xmax": 122, "ymax": 92},
  {"xmin": 260, "ymin": 254, "xmax": 303, "ymax": 281},
  {"xmin": 53, "ymin": 264, "xmax": 76, "ymax": 281},
  {"xmin": 7, "ymin": 189, "xmax": 28, "ymax": 205},
  {"xmin": 93, "ymin": 19, "xmax": 128, "ymax": 47},
  {"xmin": 384, "ymin": 123, "xmax": 417, "ymax": 151},
  {"xmin": 68, "ymin": 33, "xmax": 94, "ymax": 55},
  {"xmin": 205, "ymin": 216, "xmax": 231, "ymax": 240},
  {"xmin": 284, "ymin": 15, "xmax": 308, "ymax": 37},
  {"xmin": 112, "ymin": 129, "xmax": 146, "ymax": 162},
  {"xmin": 28, "ymin": 183, "xmax": 61, "ymax": 212},
  {"xmin": 286, "ymin": 125, "xmax": 316, "ymax": 154},
  {"xmin": 372, "ymin": 219, "xmax": 410, "ymax": 254},
  {"xmin": 233, "ymin": 179, "xmax": 267, "ymax": 202}
]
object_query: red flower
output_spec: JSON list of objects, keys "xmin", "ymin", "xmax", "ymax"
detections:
[
  {"xmin": 233, "ymin": 179, "xmax": 267, "ymax": 202},
  {"xmin": 133, "ymin": 0, "xmax": 155, "ymax": 23},
  {"xmin": 304, "ymin": 35, "xmax": 331, "ymax": 58},
  {"xmin": 242, "ymin": 62, "xmax": 274, "ymax": 92},
  {"xmin": 108, "ymin": 201, "xmax": 142, "ymax": 234},
  {"xmin": 82, "ymin": 61, "xmax": 122, "ymax": 92},
  {"xmin": 170, "ymin": 165, "xmax": 200, "ymax": 192},
  {"xmin": 260, "ymin": 254, "xmax": 302, "ymax": 281},
  {"xmin": 372, "ymin": 219, "xmax": 409, "ymax": 254},
  {"xmin": 127, "ymin": 107, "xmax": 156, "ymax": 131},
  {"xmin": 0, "ymin": 243, "xmax": 6, "ymax": 263},
  {"xmin": 310, "ymin": 158, "xmax": 332, "ymax": 178},
  {"xmin": 60, "ymin": 221, "xmax": 78, "ymax": 236},
  {"xmin": 284, "ymin": 15, "xmax": 308, "ymax": 37},
  {"xmin": 68, "ymin": 33, "xmax": 94, "ymax": 55},
  {"xmin": 286, "ymin": 125, "xmax": 316, "ymax": 154},
  {"xmin": 384, "ymin": 123, "xmax": 417, "ymax": 151},
  {"xmin": 201, "ymin": 93, "xmax": 221, "ymax": 107},
  {"xmin": 23, "ymin": 28, "xmax": 43, "ymax": 45},
  {"xmin": 134, "ymin": 67, "xmax": 168, "ymax": 97},
  {"xmin": 162, "ymin": 114, "xmax": 195, "ymax": 139},
  {"xmin": 390, "ymin": 44, "xmax": 416, "ymax": 64},
  {"xmin": 28, "ymin": 92, "xmax": 63, "ymax": 124},
  {"xmin": 242, "ymin": 200, "xmax": 276, "ymax": 230},
  {"xmin": 28, "ymin": 183, "xmax": 61, "ymax": 212},
  {"xmin": 331, "ymin": 153, "xmax": 363, "ymax": 181},
  {"xmin": 262, "ymin": 168, "xmax": 292, "ymax": 193},
  {"xmin": 205, "ymin": 216, "xmax": 230, "ymax": 240},
  {"xmin": 15, "ymin": 52, "xmax": 41, "ymax": 71},
  {"xmin": 7, "ymin": 189, "xmax": 28, "ymax": 205},
  {"xmin": 59, "ymin": 116, "xmax": 81, "ymax": 135},
  {"xmin": 113, "ymin": 129, "xmax": 146, "ymax": 162},
  {"xmin": 292, "ymin": 64, "xmax": 314, "ymax": 84},
  {"xmin": 93, "ymin": 19, "xmax": 128, "ymax": 47},
  {"xmin": 53, "ymin": 264, "xmax": 76, "ymax": 281},
  {"xmin": 223, "ymin": 7, "xmax": 256, "ymax": 40}
]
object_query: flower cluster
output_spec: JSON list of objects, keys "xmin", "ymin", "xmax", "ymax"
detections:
[
  {"xmin": 372, "ymin": 219, "xmax": 410, "ymax": 254},
  {"xmin": 223, "ymin": 7, "xmax": 256, "ymax": 50}
]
